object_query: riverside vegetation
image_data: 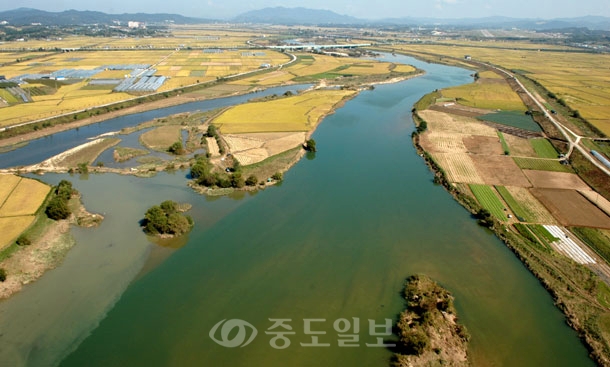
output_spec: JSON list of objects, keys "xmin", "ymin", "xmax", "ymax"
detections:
[{"xmin": 393, "ymin": 275, "xmax": 470, "ymax": 367}]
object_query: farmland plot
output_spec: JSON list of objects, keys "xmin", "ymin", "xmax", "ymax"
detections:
[{"xmin": 430, "ymin": 153, "xmax": 485, "ymax": 184}]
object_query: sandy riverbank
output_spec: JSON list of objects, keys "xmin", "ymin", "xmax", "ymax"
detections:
[{"xmin": 0, "ymin": 195, "xmax": 103, "ymax": 300}]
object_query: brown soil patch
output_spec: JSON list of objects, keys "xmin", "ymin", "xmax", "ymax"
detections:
[
  {"xmin": 531, "ymin": 188, "xmax": 610, "ymax": 229},
  {"xmin": 470, "ymin": 155, "xmax": 531, "ymax": 187},
  {"xmin": 463, "ymin": 135, "xmax": 504, "ymax": 155},
  {"xmin": 523, "ymin": 170, "xmax": 591, "ymax": 190},
  {"xmin": 579, "ymin": 190, "xmax": 610, "ymax": 218}
]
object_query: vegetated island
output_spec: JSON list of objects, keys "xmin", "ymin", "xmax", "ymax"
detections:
[
  {"xmin": 393, "ymin": 275, "xmax": 470, "ymax": 367},
  {"xmin": 142, "ymin": 200, "xmax": 193, "ymax": 238},
  {"xmin": 0, "ymin": 179, "xmax": 103, "ymax": 299}
]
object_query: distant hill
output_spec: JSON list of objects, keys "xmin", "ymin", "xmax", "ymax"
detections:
[
  {"xmin": 376, "ymin": 15, "xmax": 610, "ymax": 31},
  {"xmin": 0, "ymin": 8, "xmax": 210, "ymax": 26},
  {"xmin": 233, "ymin": 7, "xmax": 362, "ymax": 25},
  {"xmin": 1, "ymin": 7, "xmax": 609, "ymax": 31}
]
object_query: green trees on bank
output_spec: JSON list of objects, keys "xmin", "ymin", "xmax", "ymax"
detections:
[
  {"xmin": 142, "ymin": 200, "xmax": 193, "ymax": 236},
  {"xmin": 45, "ymin": 180, "xmax": 74, "ymax": 220},
  {"xmin": 190, "ymin": 155, "xmax": 257, "ymax": 189}
]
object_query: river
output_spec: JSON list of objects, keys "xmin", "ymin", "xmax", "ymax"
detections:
[{"xmin": 0, "ymin": 54, "xmax": 594, "ymax": 367}]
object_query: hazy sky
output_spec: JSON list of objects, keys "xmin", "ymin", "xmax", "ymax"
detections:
[{"xmin": 3, "ymin": 0, "xmax": 609, "ymax": 20}]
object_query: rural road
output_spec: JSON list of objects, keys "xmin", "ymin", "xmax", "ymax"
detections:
[{"xmin": 487, "ymin": 63, "xmax": 610, "ymax": 176}]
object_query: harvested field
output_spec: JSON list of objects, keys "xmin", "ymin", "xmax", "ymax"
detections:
[
  {"xmin": 224, "ymin": 135, "xmax": 264, "ymax": 152},
  {"xmin": 470, "ymin": 155, "xmax": 531, "ymax": 187},
  {"xmin": 418, "ymin": 110, "xmax": 497, "ymax": 137},
  {"xmin": 0, "ymin": 174, "xmax": 21, "ymax": 207},
  {"xmin": 504, "ymin": 186, "xmax": 557, "ymax": 224},
  {"xmin": 225, "ymin": 132, "xmax": 306, "ymax": 165},
  {"xmin": 0, "ymin": 178, "xmax": 51, "ymax": 217},
  {"xmin": 233, "ymin": 148, "xmax": 269, "ymax": 165},
  {"xmin": 263, "ymin": 132, "xmax": 307, "ymax": 156},
  {"xmin": 532, "ymin": 188, "xmax": 610, "ymax": 229},
  {"xmin": 140, "ymin": 125, "xmax": 182, "ymax": 151},
  {"xmin": 523, "ymin": 170, "xmax": 591, "ymax": 190},
  {"xmin": 430, "ymin": 152, "xmax": 484, "ymax": 184},
  {"xmin": 503, "ymin": 134, "xmax": 538, "ymax": 157},
  {"xmin": 429, "ymin": 102, "xmax": 491, "ymax": 117},
  {"xmin": 206, "ymin": 137, "xmax": 220, "ymax": 157},
  {"xmin": 0, "ymin": 216, "xmax": 36, "ymax": 250},
  {"xmin": 462, "ymin": 135, "xmax": 504, "ymax": 155},
  {"xmin": 579, "ymin": 190, "xmax": 610, "ymax": 218},
  {"xmin": 419, "ymin": 131, "xmax": 467, "ymax": 153}
]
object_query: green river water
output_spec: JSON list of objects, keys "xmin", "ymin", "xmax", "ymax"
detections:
[{"xmin": 0, "ymin": 55, "xmax": 595, "ymax": 366}]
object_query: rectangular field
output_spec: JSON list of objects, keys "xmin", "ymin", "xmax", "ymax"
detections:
[
  {"xmin": 0, "ymin": 178, "xmax": 51, "ymax": 217},
  {"xmin": 513, "ymin": 157, "xmax": 572, "ymax": 173},
  {"xmin": 429, "ymin": 153, "xmax": 485, "ymax": 184},
  {"xmin": 0, "ymin": 174, "xmax": 22, "ymax": 207},
  {"xmin": 213, "ymin": 90, "xmax": 355, "ymax": 134},
  {"xmin": 418, "ymin": 110, "xmax": 498, "ymax": 137},
  {"xmin": 522, "ymin": 170, "xmax": 590, "ymax": 190},
  {"xmin": 505, "ymin": 186, "xmax": 557, "ymax": 224},
  {"xmin": 531, "ymin": 188, "xmax": 610, "ymax": 229},
  {"xmin": 441, "ymin": 78, "xmax": 527, "ymax": 112},
  {"xmin": 470, "ymin": 154, "xmax": 531, "ymax": 187},
  {"xmin": 469, "ymin": 184, "xmax": 509, "ymax": 221},
  {"xmin": 530, "ymin": 139, "xmax": 559, "ymax": 158},
  {"xmin": 0, "ymin": 215, "xmax": 36, "ymax": 250}
]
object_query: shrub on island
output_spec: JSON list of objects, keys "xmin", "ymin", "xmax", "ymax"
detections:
[{"xmin": 142, "ymin": 200, "xmax": 193, "ymax": 237}]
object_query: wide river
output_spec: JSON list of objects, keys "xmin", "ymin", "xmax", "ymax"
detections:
[{"xmin": 0, "ymin": 55, "xmax": 594, "ymax": 366}]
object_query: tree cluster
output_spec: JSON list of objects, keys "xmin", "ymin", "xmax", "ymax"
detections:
[
  {"xmin": 304, "ymin": 138, "xmax": 317, "ymax": 152},
  {"xmin": 45, "ymin": 180, "xmax": 74, "ymax": 220},
  {"xmin": 190, "ymin": 156, "xmax": 257, "ymax": 189},
  {"xmin": 142, "ymin": 200, "xmax": 193, "ymax": 236},
  {"xmin": 168, "ymin": 141, "xmax": 185, "ymax": 155}
]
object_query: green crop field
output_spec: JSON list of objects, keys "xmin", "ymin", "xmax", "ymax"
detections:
[
  {"xmin": 530, "ymin": 138, "xmax": 559, "ymax": 158},
  {"xmin": 527, "ymin": 224, "xmax": 559, "ymax": 247},
  {"xmin": 469, "ymin": 184, "xmax": 508, "ymax": 221},
  {"xmin": 495, "ymin": 186, "xmax": 533, "ymax": 222},
  {"xmin": 512, "ymin": 157, "xmax": 572, "ymax": 172},
  {"xmin": 497, "ymin": 132, "xmax": 510, "ymax": 155},
  {"xmin": 477, "ymin": 111, "xmax": 542, "ymax": 132}
]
